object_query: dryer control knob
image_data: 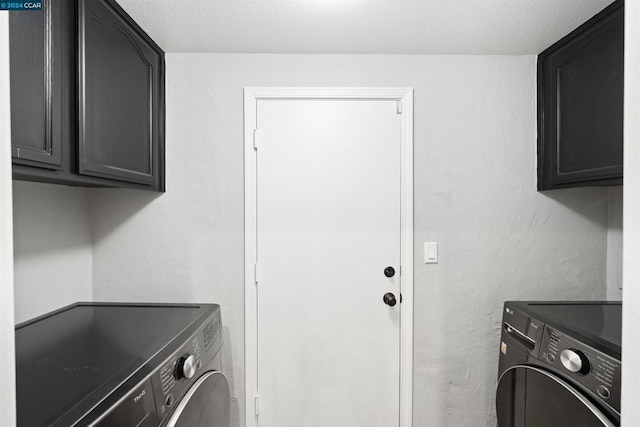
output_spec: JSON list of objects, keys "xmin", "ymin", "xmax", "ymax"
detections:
[
  {"xmin": 175, "ymin": 354, "xmax": 197, "ymax": 380},
  {"xmin": 560, "ymin": 349, "xmax": 590, "ymax": 374}
]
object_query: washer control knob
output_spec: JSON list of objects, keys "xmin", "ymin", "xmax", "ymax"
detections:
[
  {"xmin": 560, "ymin": 349, "xmax": 590, "ymax": 374},
  {"xmin": 175, "ymin": 354, "xmax": 197, "ymax": 380}
]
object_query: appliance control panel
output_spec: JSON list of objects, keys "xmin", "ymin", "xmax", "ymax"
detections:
[
  {"xmin": 93, "ymin": 379, "xmax": 158, "ymax": 427},
  {"xmin": 150, "ymin": 310, "xmax": 223, "ymax": 422},
  {"xmin": 540, "ymin": 325, "xmax": 621, "ymax": 414}
]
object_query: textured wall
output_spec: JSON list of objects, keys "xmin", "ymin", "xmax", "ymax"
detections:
[
  {"xmin": 607, "ymin": 186, "xmax": 623, "ymax": 300},
  {"xmin": 0, "ymin": 12, "xmax": 16, "ymax": 426},
  {"xmin": 12, "ymin": 181, "xmax": 93, "ymax": 323},
  {"xmin": 91, "ymin": 54, "xmax": 609, "ymax": 427}
]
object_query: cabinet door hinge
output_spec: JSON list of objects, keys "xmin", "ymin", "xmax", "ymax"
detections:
[
  {"xmin": 254, "ymin": 394, "xmax": 260, "ymax": 416},
  {"xmin": 254, "ymin": 262, "xmax": 259, "ymax": 284},
  {"xmin": 396, "ymin": 100, "xmax": 402, "ymax": 114},
  {"xmin": 253, "ymin": 129, "xmax": 259, "ymax": 150}
]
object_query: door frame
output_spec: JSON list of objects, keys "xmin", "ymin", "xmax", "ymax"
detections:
[{"xmin": 244, "ymin": 87, "xmax": 414, "ymax": 427}]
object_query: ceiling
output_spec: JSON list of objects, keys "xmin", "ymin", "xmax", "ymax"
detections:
[{"xmin": 115, "ymin": 0, "xmax": 616, "ymax": 54}]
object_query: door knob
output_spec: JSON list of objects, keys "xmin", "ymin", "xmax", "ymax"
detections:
[
  {"xmin": 383, "ymin": 293, "xmax": 397, "ymax": 307},
  {"xmin": 384, "ymin": 266, "xmax": 395, "ymax": 278}
]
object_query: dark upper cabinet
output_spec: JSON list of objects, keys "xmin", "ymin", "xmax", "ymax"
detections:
[
  {"xmin": 10, "ymin": 0, "xmax": 165, "ymax": 191},
  {"xmin": 537, "ymin": 0, "xmax": 624, "ymax": 190},
  {"xmin": 9, "ymin": 0, "xmax": 64, "ymax": 169},
  {"xmin": 79, "ymin": 0, "xmax": 164, "ymax": 187}
]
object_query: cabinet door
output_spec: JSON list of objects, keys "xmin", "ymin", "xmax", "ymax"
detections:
[
  {"xmin": 10, "ymin": 0, "xmax": 63, "ymax": 169},
  {"xmin": 537, "ymin": 0, "xmax": 623, "ymax": 190},
  {"xmin": 78, "ymin": 0, "xmax": 164, "ymax": 187}
]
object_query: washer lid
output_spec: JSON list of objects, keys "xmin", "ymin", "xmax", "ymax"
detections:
[{"xmin": 166, "ymin": 371, "xmax": 230, "ymax": 427}]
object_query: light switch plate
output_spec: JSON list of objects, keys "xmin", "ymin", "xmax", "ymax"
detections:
[{"xmin": 425, "ymin": 242, "xmax": 438, "ymax": 264}]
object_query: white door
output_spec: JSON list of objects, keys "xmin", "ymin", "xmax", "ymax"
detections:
[{"xmin": 252, "ymin": 96, "xmax": 403, "ymax": 427}]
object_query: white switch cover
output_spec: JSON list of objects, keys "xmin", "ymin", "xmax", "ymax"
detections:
[{"xmin": 425, "ymin": 242, "xmax": 438, "ymax": 264}]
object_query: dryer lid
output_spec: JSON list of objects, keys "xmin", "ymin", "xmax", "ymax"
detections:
[{"xmin": 165, "ymin": 371, "xmax": 230, "ymax": 427}]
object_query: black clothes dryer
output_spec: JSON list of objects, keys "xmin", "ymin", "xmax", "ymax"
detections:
[
  {"xmin": 15, "ymin": 302, "xmax": 230, "ymax": 427},
  {"xmin": 496, "ymin": 301, "xmax": 621, "ymax": 427}
]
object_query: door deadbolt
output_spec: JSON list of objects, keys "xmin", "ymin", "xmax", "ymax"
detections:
[{"xmin": 384, "ymin": 266, "xmax": 395, "ymax": 278}]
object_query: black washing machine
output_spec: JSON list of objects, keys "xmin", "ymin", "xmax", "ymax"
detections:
[
  {"xmin": 15, "ymin": 302, "xmax": 230, "ymax": 427},
  {"xmin": 496, "ymin": 301, "xmax": 621, "ymax": 427}
]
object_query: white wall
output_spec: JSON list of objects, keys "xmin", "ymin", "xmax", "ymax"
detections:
[
  {"xmin": 623, "ymin": 0, "xmax": 640, "ymax": 425},
  {"xmin": 12, "ymin": 181, "xmax": 93, "ymax": 323},
  {"xmin": 607, "ymin": 186, "xmax": 623, "ymax": 300},
  {"xmin": 0, "ymin": 12, "xmax": 16, "ymax": 427},
  {"xmin": 91, "ymin": 54, "xmax": 609, "ymax": 427}
]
